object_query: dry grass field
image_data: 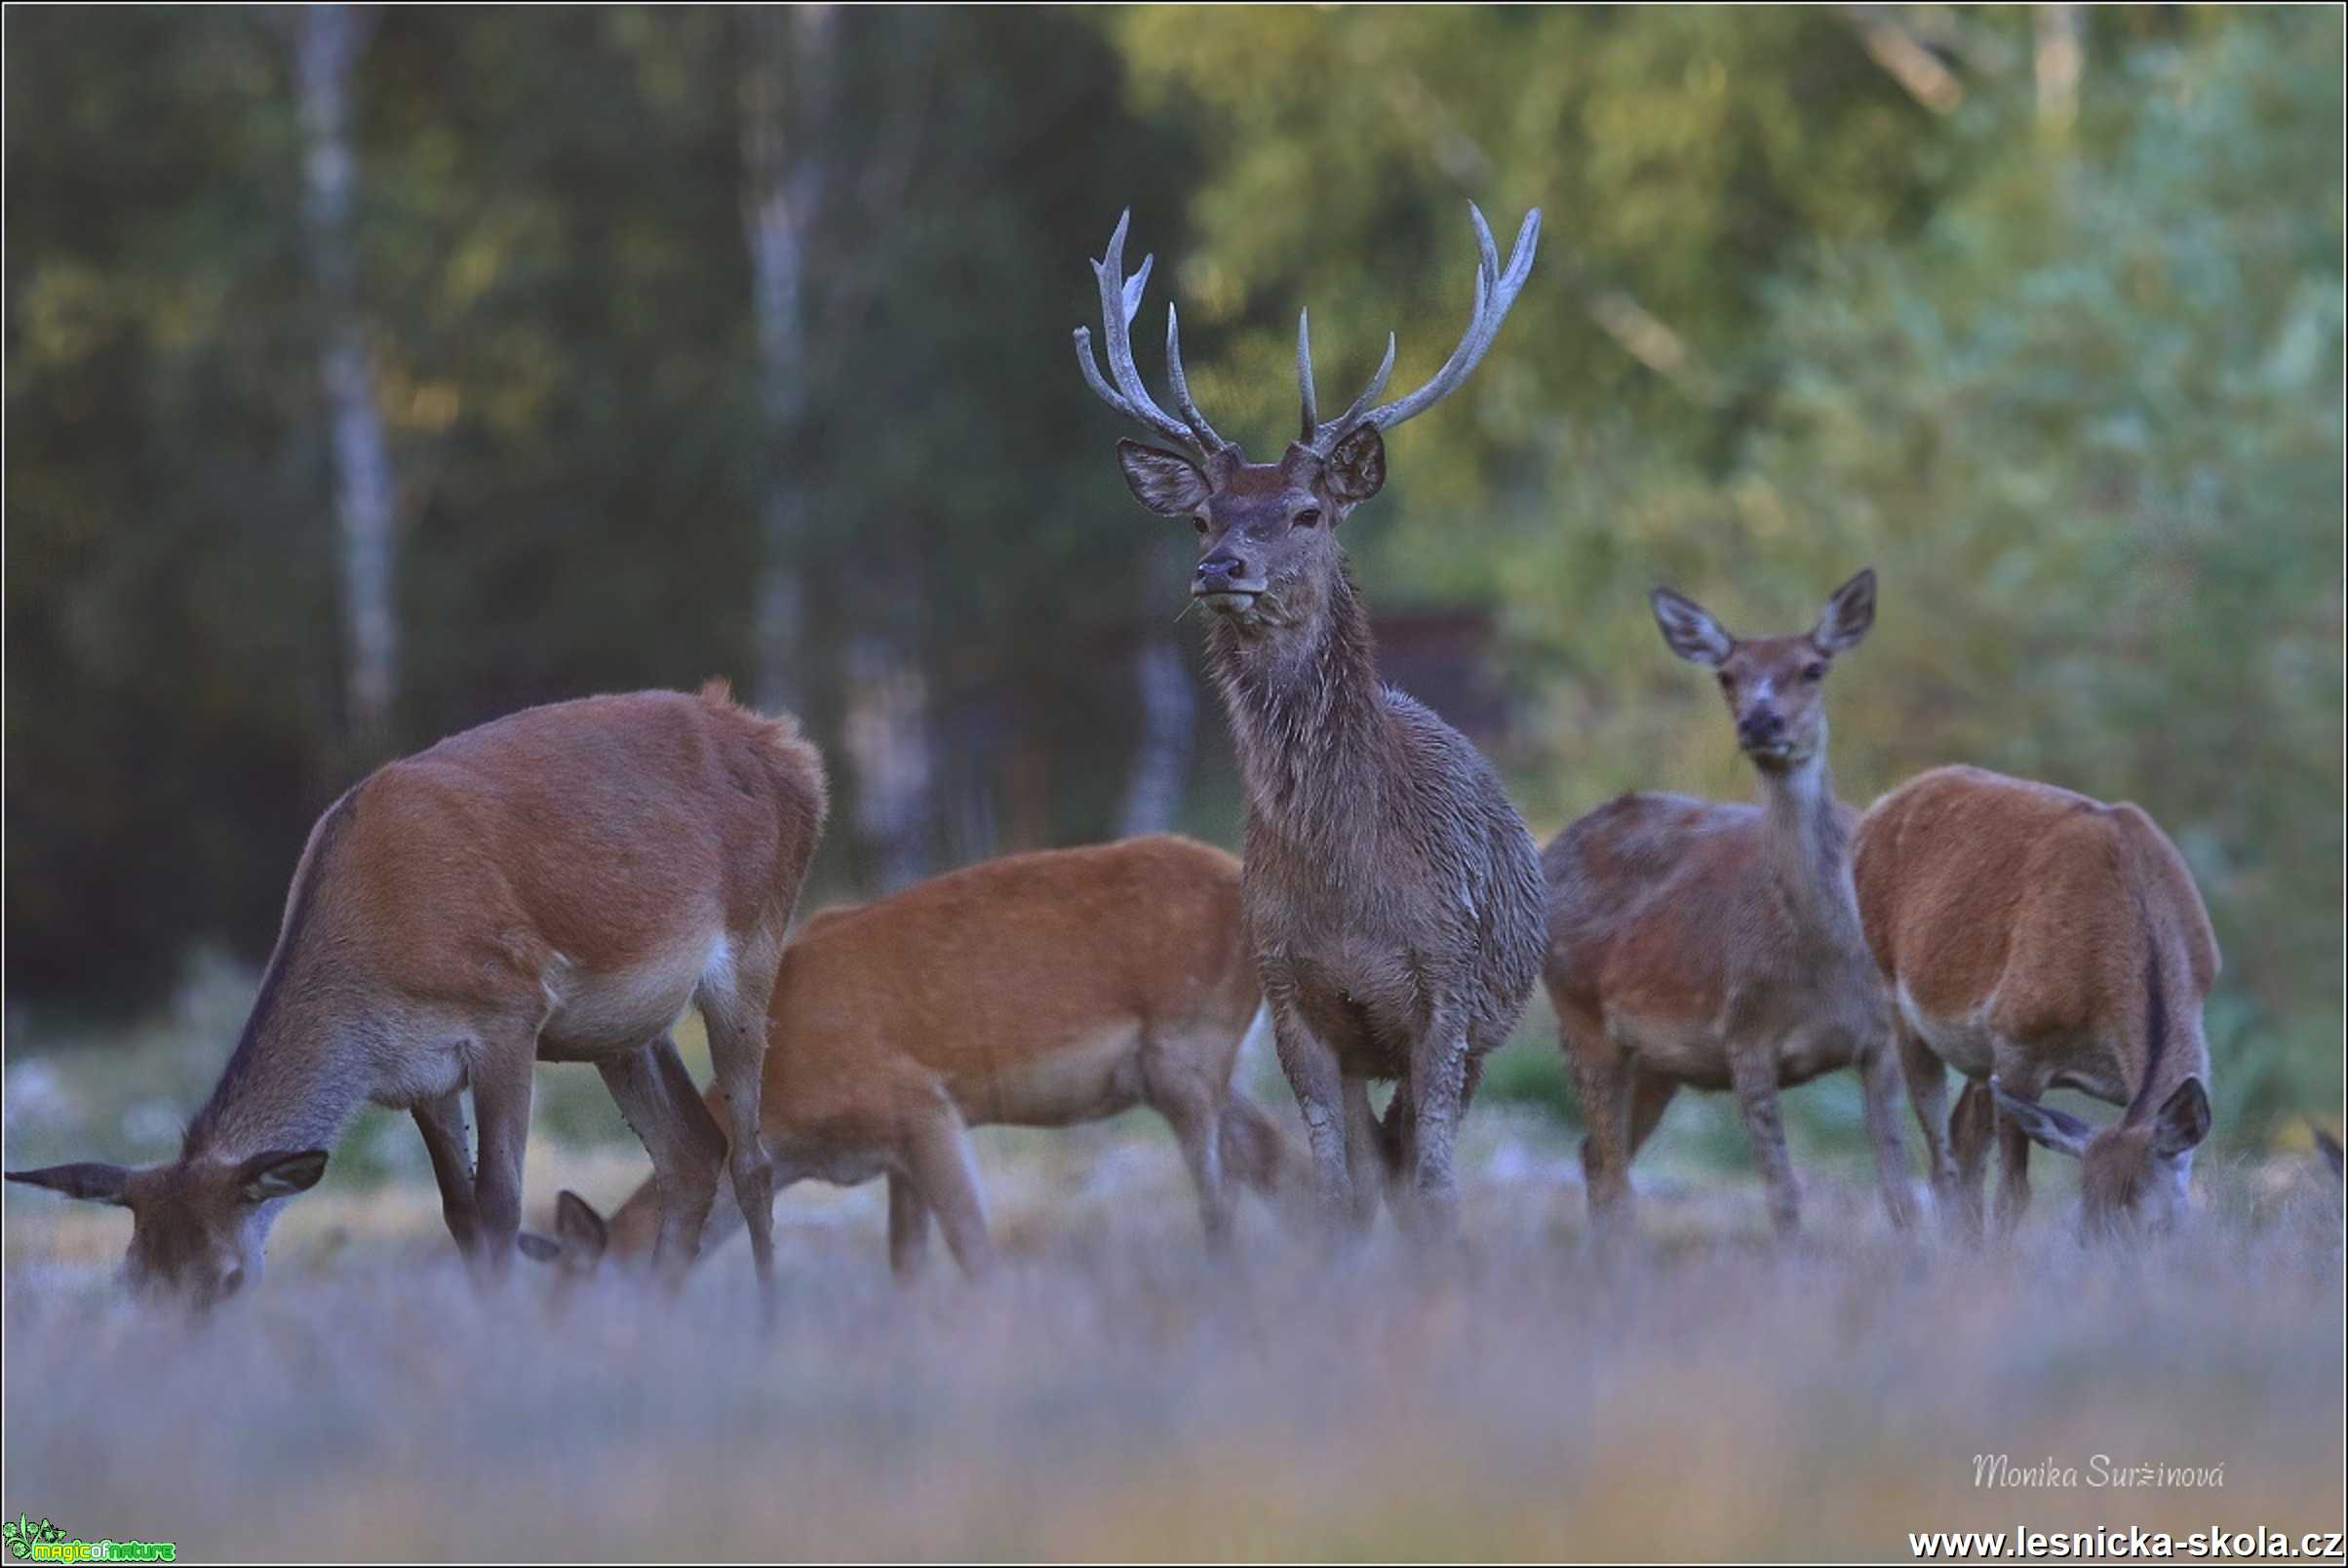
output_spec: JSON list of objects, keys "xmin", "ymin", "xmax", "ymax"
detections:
[{"xmin": 3, "ymin": 1080, "xmax": 2341, "ymax": 1562}]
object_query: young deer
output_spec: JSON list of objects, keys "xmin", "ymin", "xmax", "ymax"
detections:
[
  {"xmin": 1075, "ymin": 206, "xmax": 1547, "ymax": 1233},
  {"xmin": 522, "ymin": 837, "xmax": 1293, "ymax": 1279},
  {"xmin": 7, "ymin": 685, "xmax": 826, "ymax": 1308},
  {"xmin": 1853, "ymin": 764, "xmax": 2218, "ymax": 1234},
  {"xmin": 1544, "ymin": 571, "xmax": 1914, "ymax": 1235}
]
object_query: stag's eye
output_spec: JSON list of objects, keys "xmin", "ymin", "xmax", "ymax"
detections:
[
  {"xmin": 1293, "ymin": 507, "xmax": 1322, "ymax": 529},
  {"xmin": 1716, "ymin": 671, "xmax": 1734, "ymax": 690},
  {"xmin": 1193, "ymin": 517, "xmax": 1209, "ymax": 536},
  {"xmin": 1802, "ymin": 662, "xmax": 1827, "ymax": 683}
]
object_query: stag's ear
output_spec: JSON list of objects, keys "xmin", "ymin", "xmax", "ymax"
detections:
[
  {"xmin": 1651, "ymin": 588, "xmax": 1735, "ymax": 667},
  {"xmin": 1115, "ymin": 440, "xmax": 1211, "ymax": 518},
  {"xmin": 6, "ymin": 1162, "xmax": 134, "ymax": 1206},
  {"xmin": 2148, "ymin": 1078, "xmax": 2211, "ymax": 1159},
  {"xmin": 555, "ymin": 1190, "xmax": 610, "ymax": 1264},
  {"xmin": 1990, "ymin": 1078, "xmax": 2094, "ymax": 1160},
  {"xmin": 1812, "ymin": 568, "xmax": 1877, "ymax": 654},
  {"xmin": 1323, "ymin": 425, "xmax": 1387, "ymax": 507},
  {"xmin": 236, "ymin": 1149, "xmax": 329, "ymax": 1203}
]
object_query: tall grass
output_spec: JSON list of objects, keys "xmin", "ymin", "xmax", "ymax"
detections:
[{"xmin": 4, "ymin": 1129, "xmax": 2339, "ymax": 1561}]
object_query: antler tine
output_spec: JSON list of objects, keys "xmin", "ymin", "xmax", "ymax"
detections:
[
  {"xmin": 1165, "ymin": 303, "xmax": 1229, "ymax": 454},
  {"xmin": 1072, "ymin": 209, "xmax": 1218, "ymax": 459},
  {"xmin": 1315, "ymin": 332, "xmax": 1396, "ymax": 450},
  {"xmin": 1307, "ymin": 203, "xmax": 1542, "ymax": 454},
  {"xmin": 1297, "ymin": 310, "xmax": 1318, "ymax": 441}
]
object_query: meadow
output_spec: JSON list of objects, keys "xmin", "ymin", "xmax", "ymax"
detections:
[{"xmin": 4, "ymin": 984, "xmax": 2340, "ymax": 1562}]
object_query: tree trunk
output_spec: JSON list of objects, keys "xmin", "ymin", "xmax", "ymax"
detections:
[
  {"xmin": 1117, "ymin": 629, "xmax": 1195, "ymax": 840},
  {"xmin": 842, "ymin": 632, "xmax": 935, "ymax": 892},
  {"xmin": 294, "ymin": 4, "xmax": 395, "ymax": 748},
  {"xmin": 739, "ymin": 4, "xmax": 833, "ymax": 715},
  {"xmin": 2033, "ymin": 4, "xmax": 2082, "ymax": 139}
]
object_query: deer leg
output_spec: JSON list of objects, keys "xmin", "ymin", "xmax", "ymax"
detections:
[
  {"xmin": 1898, "ymin": 1023, "xmax": 1961, "ymax": 1217},
  {"xmin": 885, "ymin": 1172, "xmax": 931, "ymax": 1283},
  {"xmin": 1858, "ymin": 1039, "xmax": 1920, "ymax": 1232},
  {"xmin": 1341, "ymin": 1076, "xmax": 1387, "ymax": 1231},
  {"xmin": 1993, "ymin": 1108, "xmax": 2033, "ymax": 1232},
  {"xmin": 1216, "ymin": 1090, "xmax": 1291, "ymax": 1197},
  {"xmin": 902, "ymin": 1107, "xmax": 995, "ymax": 1280},
  {"xmin": 1404, "ymin": 1004, "xmax": 1471, "ymax": 1235},
  {"xmin": 1144, "ymin": 1034, "xmax": 1234, "ymax": 1248},
  {"xmin": 467, "ymin": 1027, "xmax": 539, "ymax": 1283},
  {"xmin": 1624, "ymin": 1066, "xmax": 1680, "ymax": 1162},
  {"xmin": 698, "ymin": 932, "xmax": 784, "ymax": 1316},
  {"xmin": 1271, "ymin": 995, "xmax": 1355, "ymax": 1226},
  {"xmin": 1728, "ymin": 1041, "xmax": 1801, "ymax": 1236},
  {"xmin": 411, "ymin": 1088, "xmax": 480, "ymax": 1263},
  {"xmin": 596, "ymin": 1033, "xmax": 726, "ymax": 1279},
  {"xmin": 1561, "ymin": 1005, "xmax": 1634, "ymax": 1223},
  {"xmin": 1948, "ymin": 1079, "xmax": 1995, "ymax": 1235}
]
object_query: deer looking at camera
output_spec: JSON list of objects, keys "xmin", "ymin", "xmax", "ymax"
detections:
[
  {"xmin": 7, "ymin": 685, "xmax": 826, "ymax": 1309},
  {"xmin": 1545, "ymin": 571, "xmax": 1913, "ymax": 1235},
  {"xmin": 1853, "ymin": 764, "xmax": 2218, "ymax": 1234},
  {"xmin": 523, "ymin": 837, "xmax": 1296, "ymax": 1280},
  {"xmin": 1074, "ymin": 206, "xmax": 1547, "ymax": 1232}
]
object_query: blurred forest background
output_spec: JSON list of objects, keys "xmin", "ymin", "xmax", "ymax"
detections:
[{"xmin": 7, "ymin": 6, "xmax": 2341, "ymax": 1150}]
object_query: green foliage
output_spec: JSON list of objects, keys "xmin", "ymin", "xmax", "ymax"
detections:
[
  {"xmin": 4, "ymin": 8, "xmax": 2337, "ymax": 1150},
  {"xmin": 1495, "ymin": 11, "xmax": 2344, "ymax": 1143}
]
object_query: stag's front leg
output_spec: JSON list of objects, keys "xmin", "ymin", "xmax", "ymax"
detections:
[
  {"xmin": 1404, "ymin": 1000, "xmax": 1471, "ymax": 1236},
  {"xmin": 1341, "ymin": 1076, "xmax": 1387, "ymax": 1232},
  {"xmin": 1270, "ymin": 989, "xmax": 1354, "ymax": 1227}
]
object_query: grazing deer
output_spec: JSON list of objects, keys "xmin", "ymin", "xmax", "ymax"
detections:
[
  {"xmin": 1853, "ymin": 764, "xmax": 2217, "ymax": 1233},
  {"xmin": 1544, "ymin": 571, "xmax": 1913, "ymax": 1235},
  {"xmin": 1074, "ymin": 206, "xmax": 1546, "ymax": 1232},
  {"xmin": 6, "ymin": 685, "xmax": 825, "ymax": 1307},
  {"xmin": 522, "ymin": 837, "xmax": 1293, "ymax": 1278}
]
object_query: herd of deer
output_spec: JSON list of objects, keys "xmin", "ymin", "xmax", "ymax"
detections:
[{"xmin": 12, "ymin": 204, "xmax": 2327, "ymax": 1314}]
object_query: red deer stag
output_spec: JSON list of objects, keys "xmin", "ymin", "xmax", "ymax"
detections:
[
  {"xmin": 1074, "ymin": 206, "xmax": 1546, "ymax": 1233},
  {"xmin": 1545, "ymin": 571, "xmax": 1914, "ymax": 1235},
  {"xmin": 1854, "ymin": 764, "xmax": 2217, "ymax": 1233},
  {"xmin": 524, "ymin": 837, "xmax": 1295, "ymax": 1278},
  {"xmin": 7, "ymin": 685, "xmax": 826, "ymax": 1307}
]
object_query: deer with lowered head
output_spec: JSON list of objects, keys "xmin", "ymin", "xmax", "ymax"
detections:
[
  {"xmin": 523, "ymin": 836, "xmax": 1296, "ymax": 1279},
  {"xmin": 7, "ymin": 685, "xmax": 826, "ymax": 1309},
  {"xmin": 1545, "ymin": 571, "xmax": 1915, "ymax": 1235},
  {"xmin": 1853, "ymin": 764, "xmax": 2218, "ymax": 1234},
  {"xmin": 1075, "ymin": 206, "xmax": 1547, "ymax": 1232}
]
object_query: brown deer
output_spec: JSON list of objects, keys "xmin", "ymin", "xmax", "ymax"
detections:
[
  {"xmin": 1853, "ymin": 764, "xmax": 2217, "ymax": 1234},
  {"xmin": 1074, "ymin": 206, "xmax": 1547, "ymax": 1232},
  {"xmin": 520, "ymin": 836, "xmax": 1293, "ymax": 1278},
  {"xmin": 1544, "ymin": 570, "xmax": 1913, "ymax": 1235},
  {"xmin": 6, "ymin": 684, "xmax": 825, "ymax": 1308}
]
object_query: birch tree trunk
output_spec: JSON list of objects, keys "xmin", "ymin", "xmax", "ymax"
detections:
[
  {"xmin": 1117, "ymin": 547, "xmax": 1196, "ymax": 838},
  {"xmin": 739, "ymin": 4, "xmax": 833, "ymax": 716},
  {"xmin": 739, "ymin": 5, "xmax": 936, "ymax": 884},
  {"xmin": 294, "ymin": 4, "xmax": 396, "ymax": 748},
  {"xmin": 2033, "ymin": 4, "xmax": 2082, "ymax": 139}
]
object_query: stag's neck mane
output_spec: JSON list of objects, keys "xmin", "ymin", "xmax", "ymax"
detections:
[
  {"xmin": 1756, "ymin": 748, "xmax": 1866, "ymax": 956},
  {"xmin": 1206, "ymin": 562, "xmax": 1390, "ymax": 845}
]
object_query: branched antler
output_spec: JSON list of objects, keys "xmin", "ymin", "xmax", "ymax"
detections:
[
  {"xmin": 1298, "ymin": 203, "xmax": 1541, "ymax": 455},
  {"xmin": 1073, "ymin": 210, "xmax": 1228, "ymax": 462}
]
